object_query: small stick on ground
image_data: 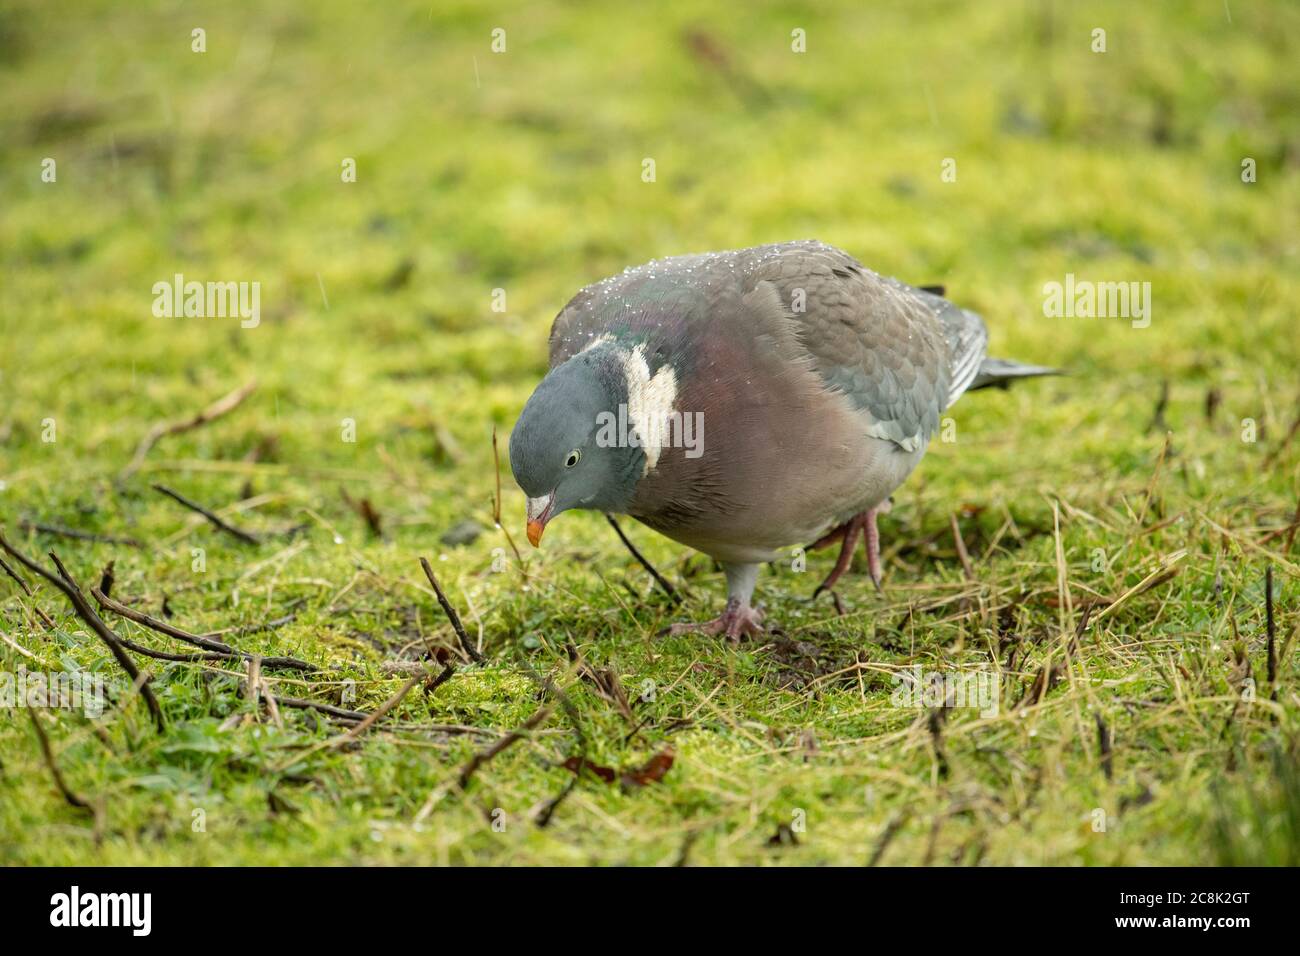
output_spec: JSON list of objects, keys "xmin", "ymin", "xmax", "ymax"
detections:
[
  {"xmin": 565, "ymin": 641, "xmax": 636, "ymax": 724},
  {"xmin": 273, "ymin": 696, "xmax": 369, "ymax": 722},
  {"xmin": 1, "ymin": 629, "xmax": 39, "ymax": 660},
  {"xmin": 0, "ymin": 554, "xmax": 58, "ymax": 629},
  {"xmin": 245, "ymin": 654, "xmax": 263, "ymax": 716},
  {"xmin": 1204, "ymin": 386, "xmax": 1222, "ymax": 423},
  {"xmin": 949, "ymin": 512, "xmax": 976, "ymax": 582},
  {"xmin": 867, "ymin": 810, "xmax": 912, "ymax": 867},
  {"xmin": 1147, "ymin": 379, "xmax": 1170, "ymax": 434},
  {"xmin": 339, "ymin": 487, "xmax": 384, "ymax": 538},
  {"xmin": 1090, "ymin": 549, "xmax": 1187, "ymax": 627},
  {"xmin": 533, "ymin": 777, "xmax": 578, "ymax": 828},
  {"xmin": 1265, "ymin": 564, "xmax": 1277, "ymax": 699},
  {"xmin": 419, "ymin": 557, "xmax": 485, "ymax": 663},
  {"xmin": 423, "ymin": 662, "xmax": 456, "ymax": 696},
  {"xmin": 1096, "ymin": 713, "xmax": 1114, "ymax": 780},
  {"xmin": 0, "ymin": 531, "xmax": 164, "ymax": 731},
  {"xmin": 0, "ymin": 554, "xmax": 33, "ymax": 596},
  {"xmin": 1015, "ymin": 605, "xmax": 1093, "ymax": 710},
  {"xmin": 274, "ymin": 667, "xmax": 444, "ymax": 772},
  {"xmin": 26, "ymin": 707, "xmax": 93, "ymax": 813},
  {"xmin": 605, "ymin": 514, "xmax": 680, "ymax": 604},
  {"xmin": 1136, "ymin": 432, "xmax": 1172, "ymax": 526},
  {"xmin": 682, "ymin": 28, "xmax": 772, "ymax": 108},
  {"xmin": 91, "ymin": 587, "xmax": 315, "ymax": 671},
  {"xmin": 928, "ymin": 709, "xmax": 950, "ymax": 780},
  {"xmin": 122, "ymin": 379, "xmax": 257, "ymax": 479},
  {"xmin": 209, "ymin": 611, "xmax": 298, "ymax": 638},
  {"xmin": 458, "ymin": 698, "xmax": 556, "ymax": 789},
  {"xmin": 673, "ymin": 830, "xmax": 700, "ymax": 867},
  {"xmin": 113, "ymin": 634, "xmax": 307, "ymax": 670},
  {"xmin": 151, "ymin": 484, "xmax": 260, "ymax": 545},
  {"xmin": 98, "ymin": 561, "xmax": 116, "ymax": 598},
  {"xmin": 18, "ymin": 520, "xmax": 143, "ymax": 549},
  {"xmin": 91, "ymin": 587, "xmax": 252, "ymax": 652},
  {"xmin": 490, "ymin": 426, "xmax": 524, "ymax": 566},
  {"xmin": 339, "ymin": 673, "xmax": 424, "ymax": 742},
  {"xmin": 262, "ymin": 675, "xmax": 284, "ymax": 729}
]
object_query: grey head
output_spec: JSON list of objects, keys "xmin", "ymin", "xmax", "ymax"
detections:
[{"xmin": 509, "ymin": 345, "xmax": 643, "ymax": 546}]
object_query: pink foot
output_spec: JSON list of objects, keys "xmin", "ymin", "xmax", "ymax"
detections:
[{"xmin": 663, "ymin": 597, "xmax": 764, "ymax": 642}]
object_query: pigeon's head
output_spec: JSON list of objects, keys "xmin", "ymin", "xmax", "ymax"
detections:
[{"xmin": 509, "ymin": 348, "xmax": 641, "ymax": 546}]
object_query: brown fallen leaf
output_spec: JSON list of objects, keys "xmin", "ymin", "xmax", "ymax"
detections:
[
  {"xmin": 561, "ymin": 756, "xmax": 617, "ymax": 783},
  {"xmin": 622, "ymin": 749, "xmax": 674, "ymax": 787},
  {"xmin": 560, "ymin": 749, "xmax": 675, "ymax": 788}
]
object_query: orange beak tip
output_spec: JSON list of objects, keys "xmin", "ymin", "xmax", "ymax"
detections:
[{"xmin": 526, "ymin": 520, "xmax": 544, "ymax": 548}]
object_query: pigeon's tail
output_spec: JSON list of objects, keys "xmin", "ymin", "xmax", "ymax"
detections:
[{"xmin": 967, "ymin": 357, "xmax": 1062, "ymax": 392}]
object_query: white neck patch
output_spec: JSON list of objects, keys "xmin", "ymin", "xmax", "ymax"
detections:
[{"xmin": 619, "ymin": 344, "xmax": 677, "ymax": 475}]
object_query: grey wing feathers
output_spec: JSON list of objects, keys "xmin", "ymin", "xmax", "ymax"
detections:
[
  {"xmin": 920, "ymin": 289, "xmax": 989, "ymax": 407},
  {"xmin": 743, "ymin": 241, "xmax": 969, "ymax": 452}
]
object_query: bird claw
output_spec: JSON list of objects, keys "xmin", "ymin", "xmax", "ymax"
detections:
[
  {"xmin": 809, "ymin": 505, "xmax": 886, "ymax": 600},
  {"xmin": 661, "ymin": 597, "xmax": 764, "ymax": 643},
  {"xmin": 868, "ymin": 565, "xmax": 884, "ymax": 594},
  {"xmin": 821, "ymin": 589, "xmax": 847, "ymax": 616}
]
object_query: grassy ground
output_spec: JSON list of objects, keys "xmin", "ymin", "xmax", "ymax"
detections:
[{"xmin": 1, "ymin": 0, "xmax": 1298, "ymax": 866}]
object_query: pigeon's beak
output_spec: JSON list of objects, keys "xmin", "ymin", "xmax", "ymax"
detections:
[{"xmin": 525, "ymin": 492, "xmax": 555, "ymax": 547}]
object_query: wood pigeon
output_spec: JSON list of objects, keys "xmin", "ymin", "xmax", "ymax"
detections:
[{"xmin": 509, "ymin": 240, "xmax": 1056, "ymax": 639}]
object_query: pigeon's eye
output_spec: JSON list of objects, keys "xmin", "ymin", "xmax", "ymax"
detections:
[{"xmin": 564, "ymin": 449, "xmax": 582, "ymax": 468}]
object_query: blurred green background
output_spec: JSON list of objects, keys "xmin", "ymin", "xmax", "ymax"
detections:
[
  {"xmin": 0, "ymin": 1, "xmax": 1297, "ymax": 865},
  {"xmin": 2, "ymin": 1, "xmax": 1296, "ymax": 480}
]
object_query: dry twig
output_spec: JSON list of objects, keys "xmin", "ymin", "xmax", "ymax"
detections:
[
  {"xmin": 458, "ymin": 698, "xmax": 556, "ymax": 789},
  {"xmin": 1015, "ymin": 605, "xmax": 1093, "ymax": 710},
  {"xmin": 0, "ymin": 553, "xmax": 58, "ymax": 629},
  {"xmin": 949, "ymin": 512, "xmax": 976, "ymax": 582},
  {"xmin": 0, "ymin": 531, "xmax": 164, "ymax": 730},
  {"xmin": 151, "ymin": 484, "xmax": 260, "ymax": 544},
  {"xmin": 18, "ymin": 520, "xmax": 143, "ymax": 549},
  {"xmin": 340, "ymin": 487, "xmax": 384, "ymax": 538},
  {"xmin": 122, "ymin": 379, "xmax": 257, "ymax": 479},
  {"xmin": 490, "ymin": 426, "xmax": 524, "ymax": 566},
  {"xmin": 419, "ymin": 557, "xmax": 484, "ymax": 663},
  {"xmin": 91, "ymin": 587, "xmax": 313, "ymax": 671},
  {"xmin": 26, "ymin": 708, "xmax": 93, "ymax": 813}
]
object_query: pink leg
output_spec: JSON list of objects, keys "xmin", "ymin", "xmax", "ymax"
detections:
[
  {"xmin": 863, "ymin": 505, "xmax": 883, "ymax": 591},
  {"xmin": 808, "ymin": 523, "xmax": 848, "ymax": 551},
  {"xmin": 812, "ymin": 516, "xmax": 864, "ymax": 599},
  {"xmin": 809, "ymin": 505, "xmax": 887, "ymax": 604}
]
